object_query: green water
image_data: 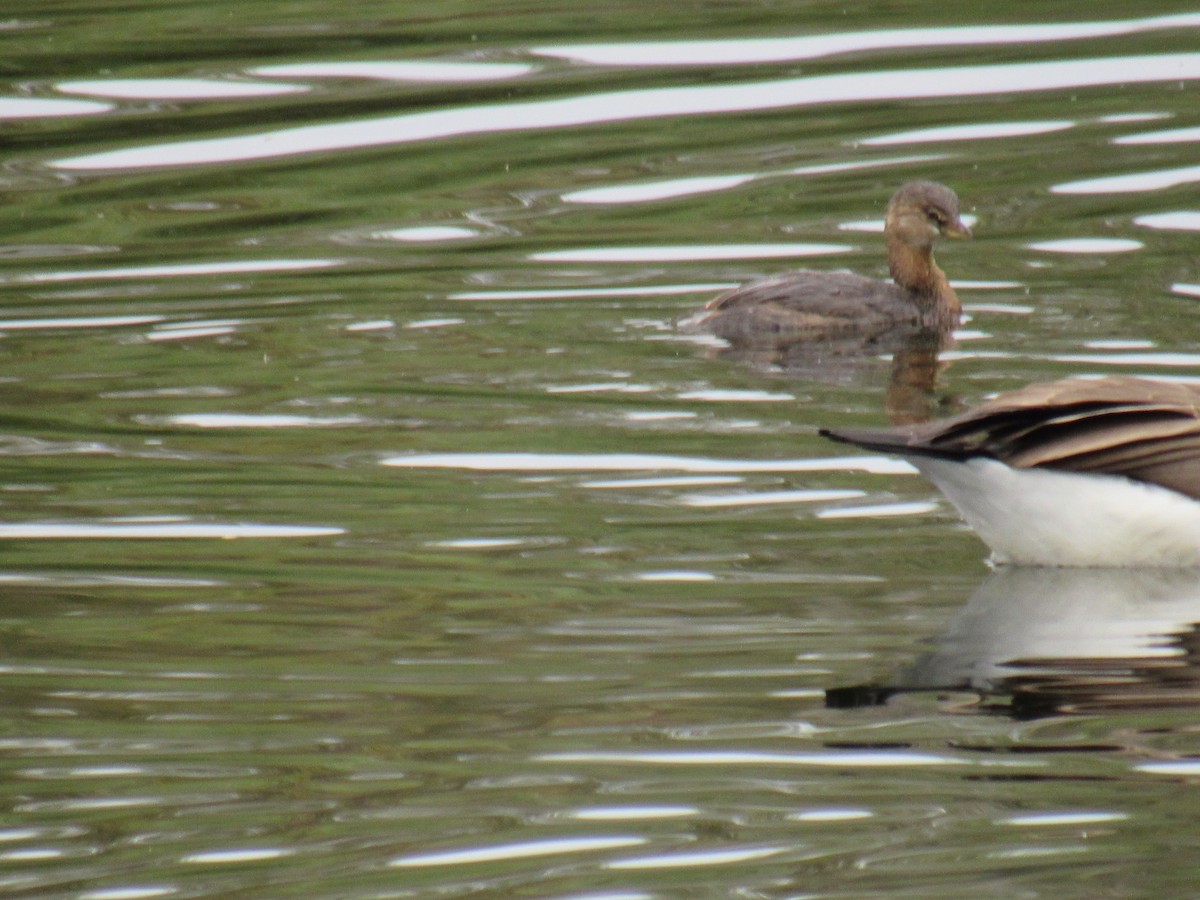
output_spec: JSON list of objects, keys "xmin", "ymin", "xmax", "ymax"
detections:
[{"xmin": 3, "ymin": 3, "xmax": 1200, "ymax": 897}]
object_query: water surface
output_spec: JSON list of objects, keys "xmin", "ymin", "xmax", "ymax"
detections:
[{"xmin": 3, "ymin": 3, "xmax": 1200, "ymax": 897}]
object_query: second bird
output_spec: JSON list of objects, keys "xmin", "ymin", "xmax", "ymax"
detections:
[{"xmin": 683, "ymin": 180, "xmax": 971, "ymax": 345}]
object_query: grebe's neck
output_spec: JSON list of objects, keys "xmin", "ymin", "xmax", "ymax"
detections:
[{"xmin": 886, "ymin": 235, "xmax": 961, "ymax": 321}]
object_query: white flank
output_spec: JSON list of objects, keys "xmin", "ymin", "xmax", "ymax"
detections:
[{"xmin": 915, "ymin": 457, "xmax": 1200, "ymax": 567}]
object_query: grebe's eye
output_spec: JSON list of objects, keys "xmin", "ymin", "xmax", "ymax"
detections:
[{"xmin": 926, "ymin": 209, "xmax": 947, "ymax": 226}]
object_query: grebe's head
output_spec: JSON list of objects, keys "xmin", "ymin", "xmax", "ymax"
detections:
[{"xmin": 884, "ymin": 180, "xmax": 971, "ymax": 248}]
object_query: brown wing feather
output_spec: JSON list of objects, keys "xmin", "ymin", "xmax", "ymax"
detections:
[
  {"xmin": 821, "ymin": 376, "xmax": 1200, "ymax": 500},
  {"xmin": 695, "ymin": 271, "xmax": 924, "ymax": 342}
]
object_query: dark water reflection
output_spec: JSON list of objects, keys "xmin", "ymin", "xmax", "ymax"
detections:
[{"xmin": 6, "ymin": 2, "xmax": 1200, "ymax": 897}]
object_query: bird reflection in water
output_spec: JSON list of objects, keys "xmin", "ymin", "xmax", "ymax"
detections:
[{"xmin": 827, "ymin": 567, "xmax": 1200, "ymax": 719}]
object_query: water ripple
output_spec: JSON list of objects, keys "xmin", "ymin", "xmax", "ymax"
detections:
[
  {"xmin": 57, "ymin": 78, "xmax": 307, "ymax": 100},
  {"xmin": 1114, "ymin": 124, "xmax": 1200, "ymax": 144},
  {"xmin": 535, "ymin": 14, "xmax": 1200, "ymax": 66},
  {"xmin": 153, "ymin": 413, "xmax": 366, "ymax": 428},
  {"xmin": 389, "ymin": 835, "xmax": 646, "ymax": 868},
  {"xmin": 606, "ymin": 844, "xmax": 787, "ymax": 869},
  {"xmin": 570, "ymin": 805, "xmax": 698, "ymax": 821},
  {"xmin": 0, "ymin": 314, "xmax": 165, "ymax": 330},
  {"xmin": 1135, "ymin": 211, "xmax": 1200, "ymax": 231},
  {"xmin": 561, "ymin": 155, "xmax": 941, "ymax": 204},
  {"xmin": 998, "ymin": 811, "xmax": 1128, "ymax": 827},
  {"xmin": 53, "ymin": 54, "xmax": 1200, "ymax": 170},
  {"xmin": 3, "ymin": 258, "xmax": 341, "ymax": 284},
  {"xmin": 1027, "ymin": 238, "xmax": 1143, "ymax": 253},
  {"xmin": 0, "ymin": 97, "xmax": 111, "ymax": 119},
  {"xmin": 1053, "ymin": 163, "xmax": 1200, "ymax": 194},
  {"xmin": 816, "ymin": 501, "xmax": 945, "ymax": 519},
  {"xmin": 539, "ymin": 750, "xmax": 966, "ymax": 767},
  {"xmin": 861, "ymin": 120, "xmax": 1075, "ymax": 145},
  {"xmin": 382, "ymin": 452, "xmax": 915, "ymax": 475},
  {"xmin": 0, "ymin": 520, "xmax": 344, "ymax": 539},
  {"xmin": 677, "ymin": 489, "xmax": 865, "ymax": 508},
  {"xmin": 531, "ymin": 243, "xmax": 851, "ymax": 263},
  {"xmin": 452, "ymin": 284, "xmax": 730, "ymax": 301},
  {"xmin": 253, "ymin": 60, "xmax": 535, "ymax": 82},
  {"xmin": 181, "ymin": 848, "xmax": 296, "ymax": 864},
  {"xmin": 79, "ymin": 888, "xmax": 178, "ymax": 900}
]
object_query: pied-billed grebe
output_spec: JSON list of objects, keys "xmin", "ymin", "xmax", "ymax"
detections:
[
  {"xmin": 820, "ymin": 376, "xmax": 1200, "ymax": 567},
  {"xmin": 682, "ymin": 180, "xmax": 971, "ymax": 343}
]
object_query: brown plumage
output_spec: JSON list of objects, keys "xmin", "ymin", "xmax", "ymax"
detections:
[
  {"xmin": 683, "ymin": 180, "xmax": 971, "ymax": 344},
  {"xmin": 821, "ymin": 376, "xmax": 1200, "ymax": 501}
]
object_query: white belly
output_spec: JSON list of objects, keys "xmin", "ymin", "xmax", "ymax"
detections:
[{"xmin": 914, "ymin": 457, "xmax": 1200, "ymax": 567}]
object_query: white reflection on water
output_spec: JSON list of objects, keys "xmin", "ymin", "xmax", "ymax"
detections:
[
  {"xmin": 451, "ymin": 284, "xmax": 732, "ymax": 301},
  {"xmin": 403, "ymin": 317, "xmax": 464, "ymax": 329},
  {"xmin": 838, "ymin": 219, "xmax": 887, "ymax": 233},
  {"xmin": 1135, "ymin": 211, "xmax": 1200, "ymax": 231},
  {"xmin": 839, "ymin": 214, "xmax": 982, "ymax": 236},
  {"xmin": 538, "ymin": 750, "xmax": 965, "ymax": 766},
  {"xmin": 571, "ymin": 806, "xmax": 698, "ymax": 821},
  {"xmin": 376, "ymin": 225, "xmax": 479, "ymax": 241},
  {"xmin": 677, "ymin": 489, "xmax": 865, "ymax": 507},
  {"xmin": 582, "ymin": 475, "xmax": 742, "ymax": 488},
  {"xmin": 181, "ymin": 848, "xmax": 295, "ymax": 864},
  {"xmin": 606, "ymin": 845, "xmax": 787, "ymax": 870},
  {"xmin": 1026, "ymin": 238, "xmax": 1144, "ymax": 253},
  {"xmin": 937, "ymin": 349, "xmax": 1017, "ymax": 363},
  {"xmin": 1046, "ymin": 352, "xmax": 1200, "ymax": 367},
  {"xmin": 531, "ymin": 243, "xmax": 851, "ymax": 263},
  {"xmin": 566, "ymin": 174, "xmax": 756, "ymax": 205},
  {"xmin": 4, "ymin": 258, "xmax": 340, "ymax": 284},
  {"xmin": 676, "ymin": 389, "xmax": 794, "ymax": 402},
  {"xmin": 544, "ymin": 382, "xmax": 656, "ymax": 394},
  {"xmin": 0, "ymin": 573, "xmax": 223, "ymax": 587},
  {"xmin": 635, "ymin": 571, "xmax": 716, "ymax": 582},
  {"xmin": 0, "ymin": 521, "xmax": 344, "ymax": 539},
  {"xmin": 252, "ymin": 61, "xmax": 535, "ymax": 82},
  {"xmin": 1082, "ymin": 339, "xmax": 1155, "ymax": 350},
  {"xmin": 962, "ymin": 300, "xmax": 1034, "ymax": 311},
  {"xmin": 382, "ymin": 452, "xmax": 916, "ymax": 475},
  {"xmin": 788, "ymin": 808, "xmax": 874, "ymax": 822},
  {"xmin": 1114, "ymin": 124, "xmax": 1200, "ymax": 144},
  {"xmin": 428, "ymin": 537, "xmax": 543, "ymax": 549},
  {"xmin": 0, "ymin": 97, "xmax": 111, "ymax": 119},
  {"xmin": 53, "ymin": 54, "xmax": 1200, "ymax": 170},
  {"xmin": 998, "ymin": 811, "xmax": 1128, "ymax": 827},
  {"xmin": 146, "ymin": 320, "xmax": 244, "ymax": 342},
  {"xmin": 1098, "ymin": 112, "xmax": 1171, "ymax": 123},
  {"xmin": 146, "ymin": 326, "xmax": 236, "ymax": 342},
  {"xmin": 562, "ymin": 155, "xmax": 942, "ymax": 205},
  {"xmin": 861, "ymin": 120, "xmax": 1074, "ymax": 145},
  {"xmin": 389, "ymin": 835, "xmax": 646, "ymax": 867},
  {"xmin": 57, "ymin": 79, "xmax": 307, "ymax": 99},
  {"xmin": 816, "ymin": 501, "xmax": 941, "ymax": 519},
  {"xmin": 79, "ymin": 887, "xmax": 178, "ymax": 900},
  {"xmin": 0, "ymin": 848, "xmax": 66, "ymax": 861},
  {"xmin": 1053, "ymin": 163, "xmax": 1200, "ymax": 194},
  {"xmin": 621, "ymin": 411, "xmax": 697, "ymax": 422},
  {"xmin": 1136, "ymin": 761, "xmax": 1200, "ymax": 776},
  {"xmin": 156, "ymin": 413, "xmax": 365, "ymax": 428},
  {"xmin": 0, "ymin": 315, "xmax": 165, "ymax": 330},
  {"xmin": 22, "ymin": 796, "xmax": 168, "ymax": 811},
  {"xmin": 535, "ymin": 14, "xmax": 1200, "ymax": 66},
  {"xmin": 954, "ymin": 329, "xmax": 990, "ymax": 342}
]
